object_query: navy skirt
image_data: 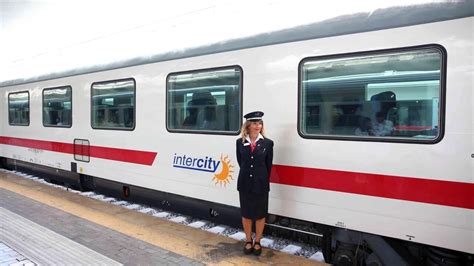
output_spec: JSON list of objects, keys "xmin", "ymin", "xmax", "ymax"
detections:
[{"xmin": 239, "ymin": 192, "xmax": 268, "ymax": 219}]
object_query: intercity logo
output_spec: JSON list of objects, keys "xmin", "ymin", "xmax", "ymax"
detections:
[{"xmin": 172, "ymin": 153, "xmax": 234, "ymax": 186}]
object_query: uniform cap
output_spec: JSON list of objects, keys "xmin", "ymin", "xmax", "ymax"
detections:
[{"xmin": 244, "ymin": 111, "xmax": 264, "ymax": 121}]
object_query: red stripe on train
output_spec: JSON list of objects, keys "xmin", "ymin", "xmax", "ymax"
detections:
[
  {"xmin": 0, "ymin": 137, "xmax": 157, "ymax": 166},
  {"xmin": 88, "ymin": 146, "xmax": 156, "ymax": 165},
  {"xmin": 1, "ymin": 136, "xmax": 472, "ymax": 209},
  {"xmin": 0, "ymin": 136, "xmax": 74, "ymax": 153},
  {"xmin": 271, "ymin": 165, "xmax": 474, "ymax": 210}
]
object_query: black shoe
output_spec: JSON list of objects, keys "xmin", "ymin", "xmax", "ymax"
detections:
[
  {"xmin": 253, "ymin": 242, "xmax": 262, "ymax": 256},
  {"xmin": 243, "ymin": 241, "xmax": 253, "ymax": 255}
]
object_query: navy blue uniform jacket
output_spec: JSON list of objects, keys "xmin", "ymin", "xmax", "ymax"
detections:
[{"xmin": 236, "ymin": 138, "xmax": 274, "ymax": 195}]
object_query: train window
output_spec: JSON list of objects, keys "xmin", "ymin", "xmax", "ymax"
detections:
[
  {"xmin": 299, "ymin": 46, "xmax": 445, "ymax": 143},
  {"xmin": 167, "ymin": 66, "xmax": 242, "ymax": 134},
  {"xmin": 8, "ymin": 91, "xmax": 30, "ymax": 126},
  {"xmin": 43, "ymin": 86, "xmax": 72, "ymax": 127},
  {"xmin": 91, "ymin": 78, "xmax": 135, "ymax": 130}
]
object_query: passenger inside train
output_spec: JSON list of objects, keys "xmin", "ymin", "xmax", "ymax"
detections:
[
  {"xmin": 355, "ymin": 117, "xmax": 374, "ymax": 136},
  {"xmin": 183, "ymin": 91, "xmax": 217, "ymax": 130},
  {"xmin": 372, "ymin": 111, "xmax": 394, "ymax": 136}
]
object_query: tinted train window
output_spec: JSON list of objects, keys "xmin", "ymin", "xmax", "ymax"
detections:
[
  {"xmin": 299, "ymin": 46, "xmax": 445, "ymax": 143},
  {"xmin": 167, "ymin": 66, "xmax": 242, "ymax": 134},
  {"xmin": 8, "ymin": 91, "xmax": 29, "ymax": 126},
  {"xmin": 43, "ymin": 86, "xmax": 72, "ymax": 127},
  {"xmin": 91, "ymin": 79, "xmax": 135, "ymax": 130}
]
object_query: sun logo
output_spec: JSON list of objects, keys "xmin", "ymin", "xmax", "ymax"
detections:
[{"xmin": 212, "ymin": 154, "xmax": 234, "ymax": 186}]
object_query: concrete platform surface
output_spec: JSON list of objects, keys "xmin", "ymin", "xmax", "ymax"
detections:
[{"xmin": 0, "ymin": 170, "xmax": 326, "ymax": 265}]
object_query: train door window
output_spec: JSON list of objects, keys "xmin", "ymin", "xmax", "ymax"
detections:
[
  {"xmin": 91, "ymin": 78, "xmax": 135, "ymax": 130},
  {"xmin": 299, "ymin": 45, "xmax": 445, "ymax": 143},
  {"xmin": 8, "ymin": 91, "xmax": 30, "ymax": 126},
  {"xmin": 43, "ymin": 86, "xmax": 72, "ymax": 127},
  {"xmin": 74, "ymin": 139, "xmax": 90, "ymax": 162},
  {"xmin": 166, "ymin": 66, "xmax": 242, "ymax": 134}
]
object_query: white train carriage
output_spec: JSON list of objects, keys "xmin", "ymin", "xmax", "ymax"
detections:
[{"xmin": 1, "ymin": 2, "xmax": 473, "ymax": 265}]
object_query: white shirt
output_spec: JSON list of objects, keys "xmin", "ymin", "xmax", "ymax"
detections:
[
  {"xmin": 246, "ymin": 133, "xmax": 264, "ymax": 144},
  {"xmin": 373, "ymin": 120, "xmax": 394, "ymax": 136}
]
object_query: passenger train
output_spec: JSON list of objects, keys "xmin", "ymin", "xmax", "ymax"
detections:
[{"xmin": 1, "ymin": 2, "xmax": 473, "ymax": 265}]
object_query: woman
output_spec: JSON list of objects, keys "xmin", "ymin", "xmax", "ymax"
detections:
[{"xmin": 236, "ymin": 111, "xmax": 274, "ymax": 256}]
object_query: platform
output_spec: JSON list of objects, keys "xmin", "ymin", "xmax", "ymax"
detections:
[{"xmin": 0, "ymin": 170, "xmax": 325, "ymax": 265}]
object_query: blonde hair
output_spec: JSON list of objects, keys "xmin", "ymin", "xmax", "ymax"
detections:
[{"xmin": 240, "ymin": 120, "xmax": 266, "ymax": 143}]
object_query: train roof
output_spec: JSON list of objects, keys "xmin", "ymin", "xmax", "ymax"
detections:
[{"xmin": 1, "ymin": 1, "xmax": 473, "ymax": 88}]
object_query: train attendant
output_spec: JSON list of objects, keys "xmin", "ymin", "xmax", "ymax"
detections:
[{"xmin": 236, "ymin": 111, "xmax": 274, "ymax": 256}]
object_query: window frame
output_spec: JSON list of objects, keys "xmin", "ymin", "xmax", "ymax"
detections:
[
  {"xmin": 165, "ymin": 65, "xmax": 243, "ymax": 135},
  {"xmin": 90, "ymin": 78, "xmax": 136, "ymax": 131},
  {"xmin": 8, "ymin": 90, "xmax": 30, "ymax": 126},
  {"xmin": 42, "ymin": 85, "xmax": 73, "ymax": 128},
  {"xmin": 297, "ymin": 44, "xmax": 447, "ymax": 144}
]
